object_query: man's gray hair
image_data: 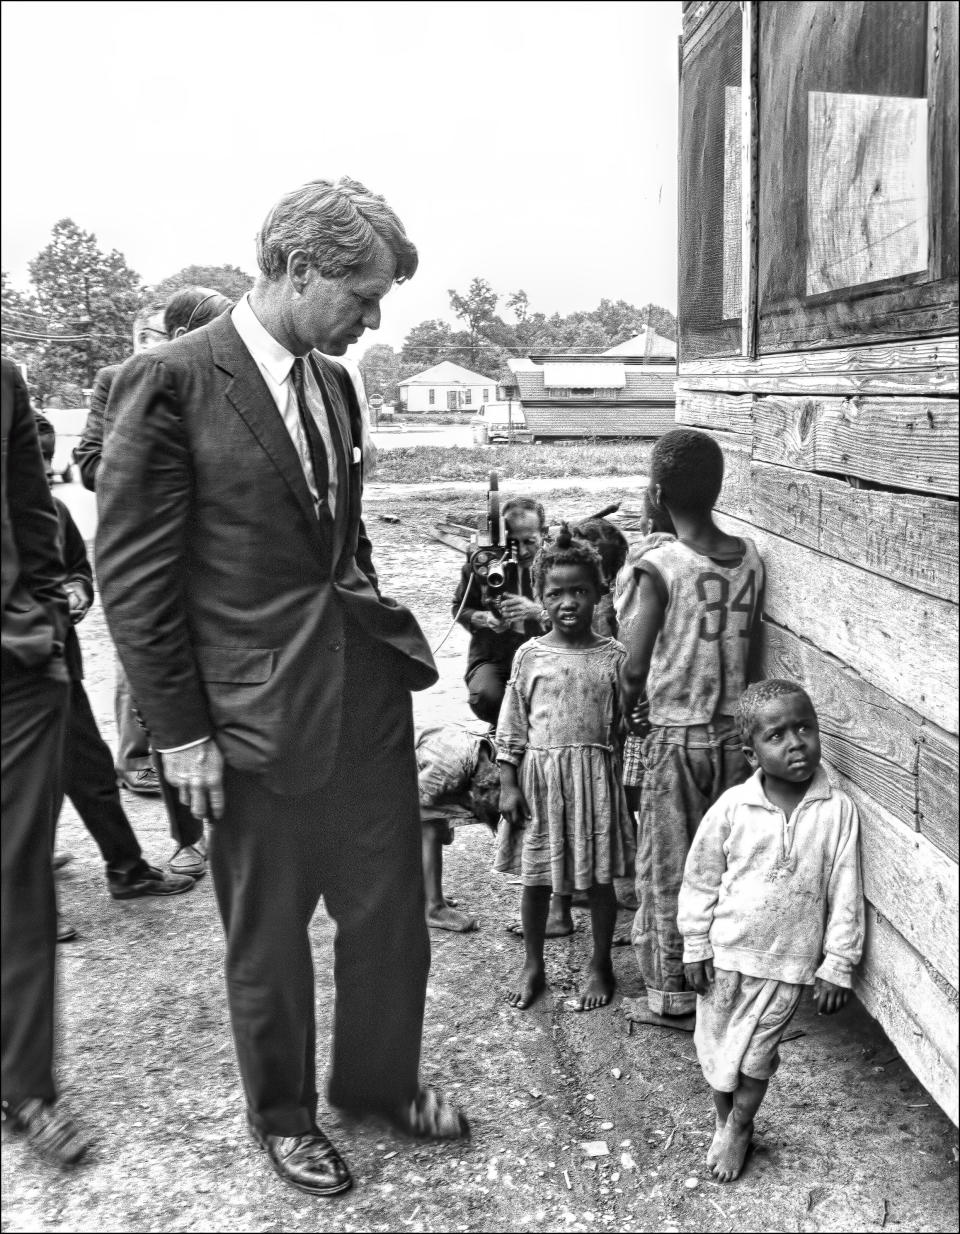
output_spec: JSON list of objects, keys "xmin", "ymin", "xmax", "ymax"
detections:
[{"xmin": 256, "ymin": 177, "xmax": 418, "ymax": 283}]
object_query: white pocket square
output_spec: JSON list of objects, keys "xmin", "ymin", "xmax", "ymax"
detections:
[{"xmin": 352, "ymin": 446, "xmax": 362, "ymax": 463}]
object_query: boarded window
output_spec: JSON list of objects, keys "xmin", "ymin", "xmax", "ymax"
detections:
[
  {"xmin": 757, "ymin": 0, "xmax": 958, "ymax": 352},
  {"xmin": 678, "ymin": 0, "xmax": 743, "ymax": 361}
]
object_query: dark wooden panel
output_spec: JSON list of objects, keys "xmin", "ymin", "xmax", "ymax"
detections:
[
  {"xmin": 717, "ymin": 450, "xmax": 959, "ymax": 602},
  {"xmin": 751, "ymin": 395, "xmax": 959, "ymax": 498}
]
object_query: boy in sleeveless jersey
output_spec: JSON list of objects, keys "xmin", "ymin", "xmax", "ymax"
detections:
[{"xmin": 620, "ymin": 430, "xmax": 763, "ymax": 1020}]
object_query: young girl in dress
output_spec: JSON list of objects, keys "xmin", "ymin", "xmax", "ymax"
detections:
[{"xmin": 495, "ymin": 528, "xmax": 635, "ymax": 1012}]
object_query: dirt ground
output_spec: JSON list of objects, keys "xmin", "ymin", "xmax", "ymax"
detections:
[{"xmin": 2, "ymin": 476, "xmax": 957, "ymax": 1234}]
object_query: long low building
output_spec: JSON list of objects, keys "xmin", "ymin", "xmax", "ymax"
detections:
[{"xmin": 505, "ymin": 348, "xmax": 677, "ymax": 440}]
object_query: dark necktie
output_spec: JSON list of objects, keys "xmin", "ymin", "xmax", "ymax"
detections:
[{"xmin": 290, "ymin": 357, "xmax": 333, "ymax": 531}]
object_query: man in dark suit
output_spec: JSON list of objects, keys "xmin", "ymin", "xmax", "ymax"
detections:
[
  {"xmin": 1, "ymin": 358, "xmax": 89, "ymax": 1166},
  {"xmin": 96, "ymin": 178, "xmax": 467, "ymax": 1197},
  {"xmin": 76, "ymin": 305, "xmax": 168, "ymax": 798}
]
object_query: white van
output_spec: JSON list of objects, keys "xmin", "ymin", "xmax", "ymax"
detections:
[{"xmin": 473, "ymin": 401, "xmax": 526, "ymax": 441}]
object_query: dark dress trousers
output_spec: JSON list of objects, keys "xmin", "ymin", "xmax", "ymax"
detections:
[
  {"xmin": 95, "ymin": 314, "xmax": 438, "ymax": 1136},
  {"xmin": 52, "ymin": 497, "xmax": 147, "ymax": 874},
  {"xmin": 1, "ymin": 358, "xmax": 70, "ymax": 1107}
]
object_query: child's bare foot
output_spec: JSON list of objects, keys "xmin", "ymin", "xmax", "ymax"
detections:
[
  {"xmin": 571, "ymin": 963, "xmax": 615, "ymax": 1011},
  {"xmin": 711, "ymin": 1116, "xmax": 753, "ymax": 1182},
  {"xmin": 427, "ymin": 904, "xmax": 478, "ymax": 932},
  {"xmin": 506, "ymin": 915, "xmax": 575, "ymax": 939},
  {"xmin": 706, "ymin": 1112, "xmax": 727, "ymax": 1168},
  {"xmin": 506, "ymin": 963, "xmax": 546, "ymax": 1009}
]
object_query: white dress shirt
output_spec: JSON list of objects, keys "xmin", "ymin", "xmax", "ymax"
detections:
[{"xmin": 231, "ymin": 293, "xmax": 339, "ymax": 518}]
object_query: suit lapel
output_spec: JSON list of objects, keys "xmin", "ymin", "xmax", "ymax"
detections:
[{"xmin": 209, "ymin": 317, "xmax": 329, "ymax": 559}]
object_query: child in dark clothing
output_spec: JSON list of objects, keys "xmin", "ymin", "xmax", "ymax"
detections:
[
  {"xmin": 416, "ymin": 723, "xmax": 501, "ymax": 933},
  {"xmin": 569, "ymin": 515, "xmax": 630, "ymax": 639}
]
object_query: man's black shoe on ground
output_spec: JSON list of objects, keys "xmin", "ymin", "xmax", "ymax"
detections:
[
  {"xmin": 108, "ymin": 863, "xmax": 194, "ymax": 899},
  {"xmin": 249, "ymin": 1121, "xmax": 353, "ymax": 1196}
]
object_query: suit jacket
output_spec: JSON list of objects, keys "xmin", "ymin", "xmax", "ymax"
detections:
[
  {"xmin": 95, "ymin": 312, "xmax": 437, "ymax": 795},
  {"xmin": 1, "ymin": 358, "xmax": 69, "ymax": 675},
  {"xmin": 75, "ymin": 363, "xmax": 118, "ymax": 492}
]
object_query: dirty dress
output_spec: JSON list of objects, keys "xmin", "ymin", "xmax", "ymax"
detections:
[{"xmin": 494, "ymin": 637, "xmax": 635, "ymax": 893}]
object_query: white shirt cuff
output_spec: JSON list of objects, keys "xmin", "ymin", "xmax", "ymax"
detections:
[{"xmin": 156, "ymin": 737, "xmax": 211, "ymax": 754}]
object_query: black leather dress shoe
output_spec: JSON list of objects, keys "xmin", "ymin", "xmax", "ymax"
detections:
[{"xmin": 250, "ymin": 1123, "xmax": 352, "ymax": 1196}]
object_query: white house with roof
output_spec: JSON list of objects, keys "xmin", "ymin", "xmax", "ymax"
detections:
[{"xmin": 398, "ymin": 361, "xmax": 497, "ymax": 414}]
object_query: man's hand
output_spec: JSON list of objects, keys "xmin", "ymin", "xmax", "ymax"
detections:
[
  {"xmin": 684, "ymin": 959, "xmax": 715, "ymax": 995},
  {"xmin": 813, "ymin": 978, "xmax": 849, "ymax": 1015},
  {"xmin": 500, "ymin": 594, "xmax": 542, "ymax": 625},
  {"xmin": 162, "ymin": 739, "xmax": 225, "ymax": 821},
  {"xmin": 66, "ymin": 586, "xmax": 90, "ymax": 625},
  {"xmin": 473, "ymin": 610, "xmax": 508, "ymax": 634},
  {"xmin": 499, "ymin": 784, "xmax": 530, "ymax": 830}
]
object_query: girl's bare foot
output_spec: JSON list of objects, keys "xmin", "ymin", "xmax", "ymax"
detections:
[
  {"xmin": 507, "ymin": 963, "xmax": 546, "ymax": 1009},
  {"xmin": 572, "ymin": 962, "xmax": 615, "ymax": 1011},
  {"xmin": 711, "ymin": 1116, "xmax": 753, "ymax": 1182},
  {"xmin": 706, "ymin": 1112, "xmax": 727, "ymax": 1168}
]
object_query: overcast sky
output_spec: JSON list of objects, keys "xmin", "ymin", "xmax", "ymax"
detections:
[{"xmin": 1, "ymin": 0, "xmax": 681, "ymax": 353}]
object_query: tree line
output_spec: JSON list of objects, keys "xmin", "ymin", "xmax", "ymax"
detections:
[
  {"xmin": 2, "ymin": 219, "xmax": 253, "ymax": 406},
  {"xmin": 359, "ymin": 278, "xmax": 676, "ymax": 406},
  {"xmin": 2, "ymin": 222, "xmax": 675, "ymax": 410}
]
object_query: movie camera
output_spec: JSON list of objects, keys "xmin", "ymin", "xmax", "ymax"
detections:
[{"xmin": 466, "ymin": 472, "xmax": 521, "ymax": 611}]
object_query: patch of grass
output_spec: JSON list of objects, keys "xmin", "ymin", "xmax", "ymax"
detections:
[{"xmin": 371, "ymin": 440, "xmax": 654, "ymax": 484}]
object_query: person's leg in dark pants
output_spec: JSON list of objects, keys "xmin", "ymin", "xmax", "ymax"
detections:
[
  {"xmin": 61, "ymin": 681, "xmax": 143, "ymax": 875},
  {"xmin": 323, "ymin": 632, "xmax": 430, "ymax": 1113},
  {"xmin": 1, "ymin": 673, "xmax": 67, "ymax": 1107},
  {"xmin": 465, "ymin": 659, "xmax": 509, "ymax": 726},
  {"xmin": 208, "ymin": 770, "xmax": 325, "ymax": 1138}
]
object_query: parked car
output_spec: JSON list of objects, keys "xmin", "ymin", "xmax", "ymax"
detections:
[
  {"xmin": 473, "ymin": 402, "xmax": 526, "ymax": 441},
  {"xmin": 44, "ymin": 407, "xmax": 88, "ymax": 482}
]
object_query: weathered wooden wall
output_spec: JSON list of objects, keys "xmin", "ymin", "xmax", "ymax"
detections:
[{"xmin": 676, "ymin": 340, "xmax": 960, "ymax": 1125}]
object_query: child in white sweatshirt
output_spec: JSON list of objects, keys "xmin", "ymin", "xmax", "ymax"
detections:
[{"xmin": 678, "ymin": 679, "xmax": 863, "ymax": 1184}]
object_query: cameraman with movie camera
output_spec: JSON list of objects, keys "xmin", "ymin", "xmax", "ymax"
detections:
[{"xmin": 452, "ymin": 494, "xmax": 551, "ymax": 726}]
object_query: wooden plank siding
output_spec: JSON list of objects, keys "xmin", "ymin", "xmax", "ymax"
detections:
[
  {"xmin": 678, "ymin": 337, "xmax": 959, "ymax": 396},
  {"xmin": 857, "ymin": 906, "xmax": 959, "ymax": 1127},
  {"xmin": 715, "ymin": 443, "xmax": 959, "ymax": 603},
  {"xmin": 836, "ymin": 779, "xmax": 958, "ymax": 992},
  {"xmin": 715, "ymin": 512, "xmax": 959, "ymax": 734},
  {"xmin": 751, "ymin": 396, "xmax": 959, "ymax": 498},
  {"xmin": 918, "ymin": 727, "xmax": 960, "ymax": 862},
  {"xmin": 676, "ymin": 390, "xmax": 754, "ymax": 435}
]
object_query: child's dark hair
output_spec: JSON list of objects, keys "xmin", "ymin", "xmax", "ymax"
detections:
[
  {"xmin": 643, "ymin": 490, "xmax": 677, "ymax": 535},
  {"xmin": 502, "ymin": 495, "xmax": 548, "ymax": 533},
  {"xmin": 650, "ymin": 428, "xmax": 725, "ymax": 515},
  {"xmin": 570, "ymin": 517, "xmax": 629, "ymax": 583},
  {"xmin": 533, "ymin": 523, "xmax": 605, "ymax": 597},
  {"xmin": 737, "ymin": 679, "xmax": 816, "ymax": 744}
]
